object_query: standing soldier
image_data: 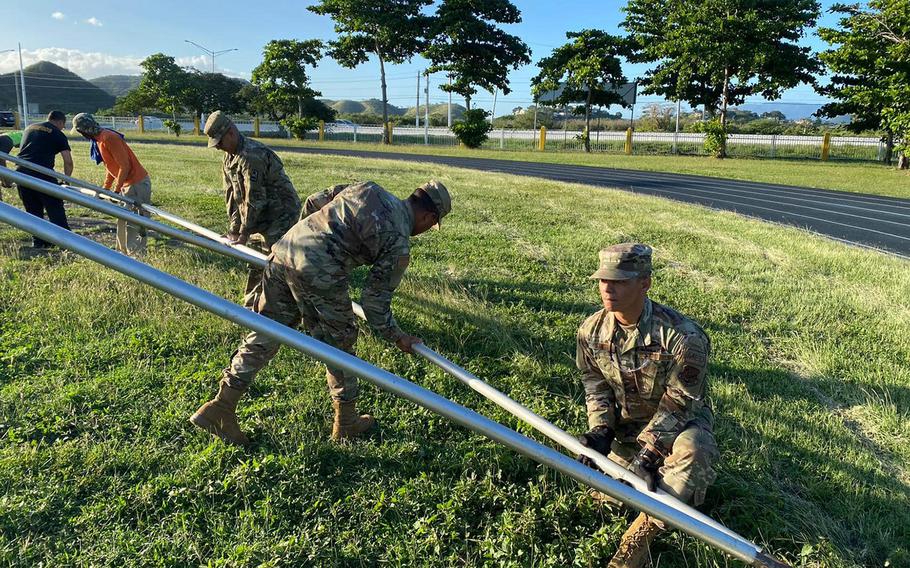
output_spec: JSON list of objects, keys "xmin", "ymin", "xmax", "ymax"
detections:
[
  {"xmin": 575, "ymin": 243, "xmax": 718, "ymax": 568},
  {"xmin": 204, "ymin": 111, "xmax": 302, "ymax": 303},
  {"xmin": 72, "ymin": 113, "xmax": 152, "ymax": 255},
  {"xmin": 190, "ymin": 179, "xmax": 451, "ymax": 446}
]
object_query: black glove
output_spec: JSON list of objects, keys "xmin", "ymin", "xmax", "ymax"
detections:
[
  {"xmin": 630, "ymin": 446, "xmax": 662, "ymax": 491},
  {"xmin": 576, "ymin": 425, "xmax": 615, "ymax": 472}
]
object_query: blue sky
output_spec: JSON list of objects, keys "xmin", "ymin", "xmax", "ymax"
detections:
[{"xmin": 3, "ymin": 0, "xmax": 843, "ymax": 117}]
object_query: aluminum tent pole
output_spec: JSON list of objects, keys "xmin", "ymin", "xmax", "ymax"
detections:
[
  {"xmin": 0, "ymin": 167, "xmax": 261, "ymax": 267},
  {"xmin": 0, "ymin": 159, "xmax": 761, "ymax": 548},
  {"xmin": 0, "ymin": 202, "xmax": 787, "ymax": 568}
]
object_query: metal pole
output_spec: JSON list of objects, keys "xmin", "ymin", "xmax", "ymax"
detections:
[
  {"xmin": 447, "ymin": 75, "xmax": 452, "ymax": 128},
  {"xmin": 424, "ymin": 71, "xmax": 430, "ymax": 145},
  {"xmin": 0, "ymin": 202, "xmax": 778, "ymax": 568},
  {"xmin": 490, "ymin": 88, "xmax": 498, "ymax": 124},
  {"xmin": 0, "ymin": 166, "xmax": 262, "ymax": 267},
  {"xmin": 12, "ymin": 67, "xmax": 22, "ymax": 122},
  {"xmin": 674, "ymin": 99, "xmax": 681, "ymax": 155},
  {"xmin": 18, "ymin": 43, "xmax": 29, "ymax": 126}
]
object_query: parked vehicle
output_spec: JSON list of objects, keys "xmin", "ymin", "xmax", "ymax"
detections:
[{"xmin": 0, "ymin": 111, "xmax": 16, "ymax": 127}]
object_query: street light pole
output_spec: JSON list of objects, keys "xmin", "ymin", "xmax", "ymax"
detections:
[
  {"xmin": 18, "ymin": 43, "xmax": 28, "ymax": 126},
  {"xmin": 184, "ymin": 40, "xmax": 237, "ymax": 73}
]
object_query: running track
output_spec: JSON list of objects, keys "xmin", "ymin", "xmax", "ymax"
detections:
[{"xmin": 275, "ymin": 146, "xmax": 910, "ymax": 259}]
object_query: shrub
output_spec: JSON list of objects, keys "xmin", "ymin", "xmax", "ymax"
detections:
[
  {"xmin": 692, "ymin": 119, "xmax": 727, "ymax": 157},
  {"xmin": 163, "ymin": 119, "xmax": 181, "ymax": 137},
  {"xmin": 451, "ymin": 109, "xmax": 493, "ymax": 148},
  {"xmin": 282, "ymin": 116, "xmax": 318, "ymax": 140}
]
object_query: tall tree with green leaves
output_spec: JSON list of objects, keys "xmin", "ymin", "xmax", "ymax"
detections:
[
  {"xmin": 309, "ymin": 0, "xmax": 432, "ymax": 144},
  {"xmin": 818, "ymin": 1, "xmax": 910, "ymax": 166},
  {"xmin": 251, "ymin": 39, "xmax": 323, "ymax": 120},
  {"xmin": 623, "ymin": 0, "xmax": 822, "ymax": 157},
  {"xmin": 423, "ymin": 0, "xmax": 531, "ymax": 111},
  {"xmin": 531, "ymin": 30, "xmax": 629, "ymax": 152},
  {"xmin": 136, "ymin": 53, "xmax": 190, "ymax": 121},
  {"xmin": 181, "ymin": 71, "xmax": 247, "ymax": 117}
]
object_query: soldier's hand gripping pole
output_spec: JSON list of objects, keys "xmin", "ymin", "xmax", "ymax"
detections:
[{"xmin": 0, "ymin": 199, "xmax": 789, "ymax": 568}]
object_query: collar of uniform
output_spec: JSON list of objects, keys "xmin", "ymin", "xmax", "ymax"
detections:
[{"xmin": 404, "ymin": 197, "xmax": 416, "ymax": 235}]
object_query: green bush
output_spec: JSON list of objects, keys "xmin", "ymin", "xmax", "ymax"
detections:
[
  {"xmin": 452, "ymin": 109, "xmax": 493, "ymax": 148},
  {"xmin": 162, "ymin": 119, "xmax": 181, "ymax": 137},
  {"xmin": 282, "ymin": 116, "xmax": 318, "ymax": 140},
  {"xmin": 692, "ymin": 119, "xmax": 727, "ymax": 157}
]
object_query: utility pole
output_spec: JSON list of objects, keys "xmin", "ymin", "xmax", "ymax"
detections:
[
  {"xmin": 447, "ymin": 75, "xmax": 452, "ymax": 128},
  {"xmin": 490, "ymin": 88, "xmax": 498, "ymax": 124},
  {"xmin": 18, "ymin": 43, "xmax": 28, "ymax": 126},
  {"xmin": 416, "ymin": 71, "xmax": 421, "ymax": 128},
  {"xmin": 424, "ymin": 70, "xmax": 430, "ymax": 144},
  {"xmin": 184, "ymin": 40, "xmax": 237, "ymax": 73}
]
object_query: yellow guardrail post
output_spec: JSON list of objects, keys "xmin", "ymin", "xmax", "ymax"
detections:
[
  {"xmin": 254, "ymin": 117, "xmax": 261, "ymax": 138},
  {"xmin": 625, "ymin": 127, "xmax": 633, "ymax": 155},
  {"xmin": 138, "ymin": 115, "xmax": 145, "ymax": 134},
  {"xmin": 319, "ymin": 120, "xmax": 325, "ymax": 141},
  {"xmin": 193, "ymin": 116, "xmax": 200, "ymax": 136},
  {"xmin": 13, "ymin": 112, "xmax": 20, "ymax": 129},
  {"xmin": 386, "ymin": 122, "xmax": 393, "ymax": 144},
  {"xmin": 821, "ymin": 132, "xmax": 831, "ymax": 161},
  {"xmin": 538, "ymin": 126, "xmax": 547, "ymax": 151}
]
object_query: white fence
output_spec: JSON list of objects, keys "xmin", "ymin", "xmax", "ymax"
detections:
[{"xmin": 17, "ymin": 114, "xmax": 890, "ymax": 162}]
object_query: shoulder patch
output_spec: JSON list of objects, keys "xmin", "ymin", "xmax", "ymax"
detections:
[
  {"xmin": 679, "ymin": 365, "xmax": 702, "ymax": 386},
  {"xmin": 249, "ymin": 169, "xmax": 260, "ymax": 183},
  {"xmin": 397, "ymin": 255, "xmax": 410, "ymax": 269}
]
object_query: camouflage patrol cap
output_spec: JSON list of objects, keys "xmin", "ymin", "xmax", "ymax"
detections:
[
  {"xmin": 590, "ymin": 243, "xmax": 653, "ymax": 280},
  {"xmin": 418, "ymin": 180, "xmax": 452, "ymax": 227},
  {"xmin": 204, "ymin": 111, "xmax": 234, "ymax": 148},
  {"xmin": 71, "ymin": 113, "xmax": 102, "ymax": 137}
]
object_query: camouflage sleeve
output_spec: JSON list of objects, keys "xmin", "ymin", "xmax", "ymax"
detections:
[
  {"xmin": 361, "ymin": 236, "xmax": 410, "ymax": 343},
  {"xmin": 238, "ymin": 153, "xmax": 269, "ymax": 236},
  {"xmin": 577, "ymin": 324, "xmax": 617, "ymax": 429},
  {"xmin": 637, "ymin": 331, "xmax": 710, "ymax": 456},
  {"xmin": 302, "ymin": 184, "xmax": 349, "ymax": 219},
  {"xmin": 223, "ymin": 166, "xmax": 241, "ymax": 235}
]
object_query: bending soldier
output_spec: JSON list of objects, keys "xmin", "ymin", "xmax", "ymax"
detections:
[
  {"xmin": 191, "ymin": 180, "xmax": 452, "ymax": 446},
  {"xmin": 575, "ymin": 243, "xmax": 718, "ymax": 568},
  {"xmin": 204, "ymin": 111, "xmax": 302, "ymax": 304}
]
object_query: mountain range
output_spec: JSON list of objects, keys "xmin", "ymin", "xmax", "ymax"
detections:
[{"xmin": 0, "ymin": 61, "xmax": 114, "ymax": 114}]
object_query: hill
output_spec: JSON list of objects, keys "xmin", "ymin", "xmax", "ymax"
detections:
[
  {"xmin": 0, "ymin": 61, "xmax": 115, "ymax": 115},
  {"xmin": 90, "ymin": 75, "xmax": 141, "ymax": 98},
  {"xmin": 400, "ymin": 102, "xmax": 466, "ymax": 121},
  {"xmin": 324, "ymin": 98, "xmax": 406, "ymax": 116}
]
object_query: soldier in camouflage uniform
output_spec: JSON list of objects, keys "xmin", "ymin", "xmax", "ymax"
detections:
[
  {"xmin": 302, "ymin": 183, "xmax": 349, "ymax": 219},
  {"xmin": 575, "ymin": 243, "xmax": 718, "ymax": 568},
  {"xmin": 190, "ymin": 179, "xmax": 452, "ymax": 446},
  {"xmin": 204, "ymin": 111, "xmax": 302, "ymax": 305}
]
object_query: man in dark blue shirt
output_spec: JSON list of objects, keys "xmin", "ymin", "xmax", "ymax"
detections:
[{"xmin": 16, "ymin": 110, "xmax": 74, "ymax": 247}]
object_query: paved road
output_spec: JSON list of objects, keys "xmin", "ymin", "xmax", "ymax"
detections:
[{"xmin": 274, "ymin": 146, "xmax": 910, "ymax": 258}]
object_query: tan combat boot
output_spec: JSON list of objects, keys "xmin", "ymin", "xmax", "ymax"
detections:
[
  {"xmin": 189, "ymin": 384, "xmax": 249, "ymax": 447},
  {"xmin": 608, "ymin": 513, "xmax": 665, "ymax": 568},
  {"xmin": 331, "ymin": 400, "xmax": 376, "ymax": 441}
]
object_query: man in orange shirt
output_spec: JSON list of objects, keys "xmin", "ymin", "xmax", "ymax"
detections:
[{"xmin": 73, "ymin": 113, "xmax": 152, "ymax": 255}]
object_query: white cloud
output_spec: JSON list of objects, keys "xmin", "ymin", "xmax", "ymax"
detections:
[
  {"xmin": 51, "ymin": 12, "xmax": 65, "ymax": 20},
  {"xmin": 85, "ymin": 17, "xmax": 103, "ymax": 27},
  {"xmin": 0, "ymin": 48, "xmax": 252, "ymax": 80},
  {"xmin": 0, "ymin": 48, "xmax": 143, "ymax": 78}
]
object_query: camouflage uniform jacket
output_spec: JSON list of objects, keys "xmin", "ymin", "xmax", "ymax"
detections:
[
  {"xmin": 271, "ymin": 181, "xmax": 414, "ymax": 342},
  {"xmin": 576, "ymin": 299, "xmax": 713, "ymax": 457},
  {"xmin": 222, "ymin": 135, "xmax": 301, "ymax": 244}
]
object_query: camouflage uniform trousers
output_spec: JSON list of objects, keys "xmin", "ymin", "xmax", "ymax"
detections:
[
  {"xmin": 608, "ymin": 417, "xmax": 718, "ymax": 506},
  {"xmin": 240, "ymin": 214, "xmax": 297, "ymax": 309},
  {"xmin": 222, "ymin": 258, "xmax": 360, "ymax": 401}
]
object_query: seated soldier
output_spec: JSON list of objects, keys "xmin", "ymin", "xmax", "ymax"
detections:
[{"xmin": 575, "ymin": 243, "xmax": 718, "ymax": 568}]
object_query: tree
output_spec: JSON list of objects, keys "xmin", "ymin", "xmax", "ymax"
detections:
[
  {"xmin": 309, "ymin": 0, "xmax": 432, "ymax": 144},
  {"xmin": 251, "ymin": 39, "xmax": 323, "ymax": 120},
  {"xmin": 531, "ymin": 29, "xmax": 629, "ymax": 152},
  {"xmin": 818, "ymin": 1, "xmax": 910, "ymax": 167},
  {"xmin": 424, "ymin": 0, "xmax": 531, "ymax": 111},
  {"xmin": 181, "ymin": 71, "xmax": 247, "ymax": 117},
  {"xmin": 136, "ymin": 53, "xmax": 190, "ymax": 121},
  {"xmin": 623, "ymin": 0, "xmax": 822, "ymax": 157}
]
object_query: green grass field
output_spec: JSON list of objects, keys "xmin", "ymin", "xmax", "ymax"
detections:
[
  {"xmin": 0, "ymin": 141, "xmax": 908, "ymax": 567},
  {"xmin": 121, "ymin": 132, "xmax": 910, "ymax": 199}
]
